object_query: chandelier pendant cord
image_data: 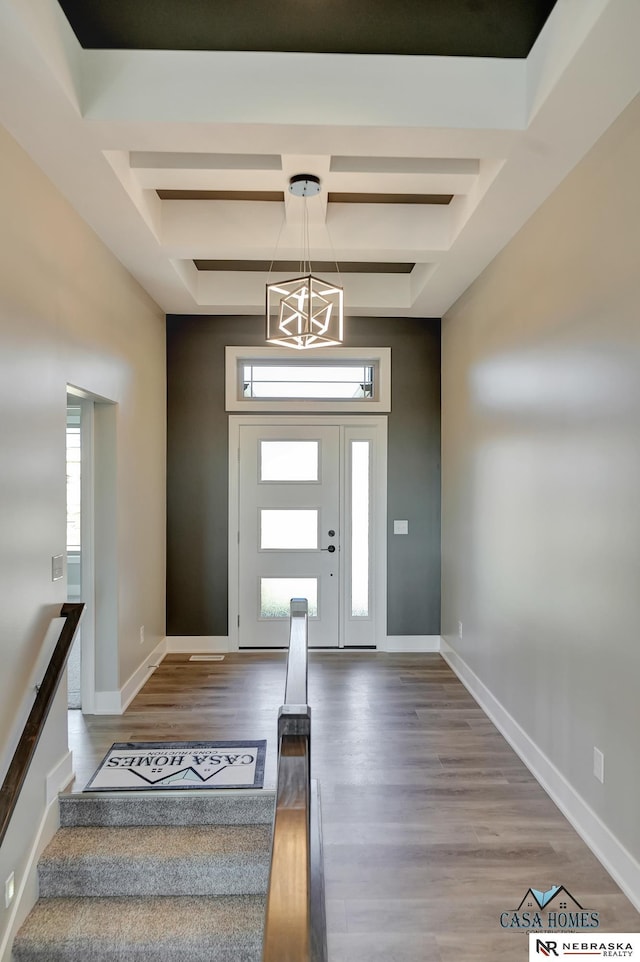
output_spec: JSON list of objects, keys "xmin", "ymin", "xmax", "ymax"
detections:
[
  {"xmin": 301, "ymin": 196, "xmax": 312, "ymax": 275},
  {"xmin": 267, "ymin": 208, "xmax": 287, "ymax": 284},
  {"xmin": 299, "ymin": 200, "xmax": 304, "ymax": 274},
  {"xmin": 325, "ymin": 206, "xmax": 341, "ymax": 285}
]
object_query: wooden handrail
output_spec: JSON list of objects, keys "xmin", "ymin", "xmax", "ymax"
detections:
[
  {"xmin": 262, "ymin": 598, "xmax": 327, "ymax": 962},
  {"xmin": 0, "ymin": 602, "xmax": 84, "ymax": 848}
]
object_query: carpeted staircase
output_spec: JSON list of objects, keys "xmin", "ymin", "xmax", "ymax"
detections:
[{"xmin": 13, "ymin": 791, "xmax": 275, "ymax": 962}]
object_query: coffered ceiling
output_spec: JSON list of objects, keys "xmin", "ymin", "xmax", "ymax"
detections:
[{"xmin": 1, "ymin": 0, "xmax": 639, "ymax": 318}]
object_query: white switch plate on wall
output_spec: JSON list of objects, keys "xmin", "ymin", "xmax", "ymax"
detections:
[
  {"xmin": 5, "ymin": 872, "xmax": 14, "ymax": 908},
  {"xmin": 393, "ymin": 520, "xmax": 408, "ymax": 535},
  {"xmin": 593, "ymin": 747, "xmax": 605, "ymax": 783}
]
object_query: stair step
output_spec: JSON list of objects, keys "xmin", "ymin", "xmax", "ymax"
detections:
[
  {"xmin": 13, "ymin": 894, "xmax": 265, "ymax": 962},
  {"xmin": 59, "ymin": 790, "xmax": 275, "ymax": 828},
  {"xmin": 39, "ymin": 824, "xmax": 271, "ymax": 897}
]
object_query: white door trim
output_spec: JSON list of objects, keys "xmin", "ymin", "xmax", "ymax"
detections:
[
  {"xmin": 79, "ymin": 397, "xmax": 96, "ymax": 714},
  {"xmin": 66, "ymin": 391, "xmax": 97, "ymax": 714},
  {"xmin": 228, "ymin": 415, "xmax": 387, "ymax": 651}
]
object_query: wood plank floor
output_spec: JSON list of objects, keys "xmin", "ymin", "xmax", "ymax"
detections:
[{"xmin": 68, "ymin": 652, "xmax": 640, "ymax": 961}]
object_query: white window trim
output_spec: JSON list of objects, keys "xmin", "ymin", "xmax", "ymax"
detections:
[{"xmin": 225, "ymin": 346, "xmax": 391, "ymax": 412}]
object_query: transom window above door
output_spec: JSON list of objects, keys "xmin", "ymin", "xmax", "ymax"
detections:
[
  {"xmin": 225, "ymin": 346, "xmax": 391, "ymax": 412},
  {"xmin": 243, "ymin": 363, "xmax": 374, "ymax": 400}
]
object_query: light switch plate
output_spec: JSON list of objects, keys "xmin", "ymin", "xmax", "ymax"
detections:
[
  {"xmin": 5, "ymin": 872, "xmax": 14, "ymax": 908},
  {"xmin": 593, "ymin": 747, "xmax": 604, "ymax": 783},
  {"xmin": 51, "ymin": 554, "xmax": 64, "ymax": 582},
  {"xmin": 393, "ymin": 520, "xmax": 409, "ymax": 535}
]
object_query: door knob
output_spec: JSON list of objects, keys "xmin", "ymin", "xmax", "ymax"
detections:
[{"xmin": 321, "ymin": 545, "xmax": 336, "ymax": 553}]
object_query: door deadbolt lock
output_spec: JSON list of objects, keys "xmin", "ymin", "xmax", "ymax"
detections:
[{"xmin": 328, "ymin": 529, "xmax": 335, "ymax": 537}]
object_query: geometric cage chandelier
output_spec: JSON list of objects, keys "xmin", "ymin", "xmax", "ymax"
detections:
[{"xmin": 266, "ymin": 174, "xmax": 344, "ymax": 350}]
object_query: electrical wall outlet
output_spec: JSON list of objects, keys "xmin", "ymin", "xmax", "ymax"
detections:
[
  {"xmin": 5, "ymin": 871, "xmax": 14, "ymax": 908},
  {"xmin": 593, "ymin": 747, "xmax": 605, "ymax": 783},
  {"xmin": 139, "ymin": 625, "xmax": 145, "ymax": 646},
  {"xmin": 458, "ymin": 620, "xmax": 463, "ymax": 640}
]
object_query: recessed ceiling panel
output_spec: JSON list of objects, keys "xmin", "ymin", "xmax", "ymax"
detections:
[
  {"xmin": 158, "ymin": 190, "xmax": 285, "ymax": 202},
  {"xmin": 57, "ymin": 1, "xmax": 557, "ymax": 58},
  {"xmin": 194, "ymin": 260, "xmax": 415, "ymax": 274},
  {"xmin": 130, "ymin": 153, "xmax": 282, "ymax": 171},
  {"xmin": 158, "ymin": 189, "xmax": 452, "ymax": 205},
  {"xmin": 328, "ymin": 192, "xmax": 453, "ymax": 205},
  {"xmin": 330, "ymin": 157, "xmax": 480, "ymax": 175}
]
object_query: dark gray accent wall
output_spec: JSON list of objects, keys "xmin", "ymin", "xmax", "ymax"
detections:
[{"xmin": 166, "ymin": 315, "xmax": 441, "ymax": 636}]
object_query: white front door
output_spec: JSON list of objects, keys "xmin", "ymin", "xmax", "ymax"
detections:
[
  {"xmin": 238, "ymin": 424, "xmax": 340, "ymax": 647},
  {"xmin": 231, "ymin": 415, "xmax": 387, "ymax": 650}
]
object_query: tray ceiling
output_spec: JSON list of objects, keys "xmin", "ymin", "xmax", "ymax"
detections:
[
  {"xmin": 57, "ymin": 0, "xmax": 557, "ymax": 58},
  {"xmin": 0, "ymin": 0, "xmax": 638, "ymax": 318}
]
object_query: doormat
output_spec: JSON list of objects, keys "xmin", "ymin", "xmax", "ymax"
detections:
[{"xmin": 84, "ymin": 740, "xmax": 266, "ymax": 791}]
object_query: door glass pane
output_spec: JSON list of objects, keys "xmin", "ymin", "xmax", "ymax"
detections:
[
  {"xmin": 351, "ymin": 441, "xmax": 370, "ymax": 617},
  {"xmin": 260, "ymin": 440, "xmax": 319, "ymax": 481},
  {"xmin": 260, "ymin": 578, "xmax": 318, "ymax": 618},
  {"xmin": 260, "ymin": 509, "xmax": 318, "ymax": 550}
]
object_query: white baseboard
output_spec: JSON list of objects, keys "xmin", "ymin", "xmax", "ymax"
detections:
[
  {"xmin": 165, "ymin": 636, "xmax": 441, "ymax": 654},
  {"xmin": 382, "ymin": 635, "xmax": 441, "ymax": 652},
  {"xmin": 440, "ymin": 637, "xmax": 640, "ymax": 913},
  {"xmin": 93, "ymin": 690, "xmax": 122, "ymax": 714},
  {"xmin": 166, "ymin": 636, "xmax": 230, "ymax": 653},
  {"xmin": 46, "ymin": 749, "xmax": 74, "ymax": 805},
  {"xmin": 93, "ymin": 638, "xmax": 167, "ymax": 715},
  {"xmin": 0, "ymin": 752, "xmax": 72, "ymax": 962}
]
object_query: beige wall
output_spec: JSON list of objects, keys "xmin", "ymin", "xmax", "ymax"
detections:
[
  {"xmin": 442, "ymin": 93, "xmax": 640, "ymax": 870},
  {"xmin": 0, "ymin": 123, "xmax": 165, "ymax": 944}
]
